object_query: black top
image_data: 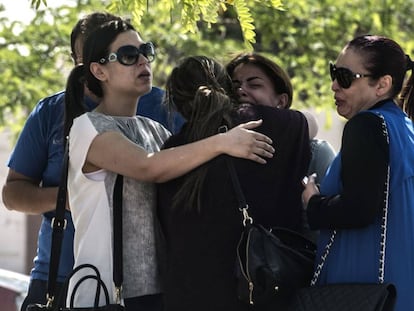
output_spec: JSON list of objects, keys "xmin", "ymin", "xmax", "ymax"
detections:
[
  {"xmin": 157, "ymin": 104, "xmax": 310, "ymax": 311},
  {"xmin": 307, "ymin": 103, "xmax": 389, "ymax": 229}
]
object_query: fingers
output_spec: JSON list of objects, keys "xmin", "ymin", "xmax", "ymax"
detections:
[
  {"xmin": 302, "ymin": 173, "xmax": 317, "ymax": 186},
  {"xmin": 254, "ymin": 140, "xmax": 275, "ymax": 158},
  {"xmin": 309, "ymin": 173, "xmax": 317, "ymax": 183},
  {"xmin": 235, "ymin": 119, "xmax": 274, "ymax": 145},
  {"xmin": 252, "ymin": 149, "xmax": 272, "ymax": 164},
  {"xmin": 302, "ymin": 176, "xmax": 309, "ymax": 186},
  {"xmin": 301, "ymin": 173, "xmax": 319, "ymax": 206},
  {"xmin": 225, "ymin": 121, "xmax": 274, "ymax": 164},
  {"xmin": 238, "ymin": 119, "xmax": 263, "ymax": 130},
  {"xmin": 253, "ymin": 131, "xmax": 273, "ymax": 145},
  {"xmin": 249, "ymin": 135, "xmax": 275, "ymax": 164},
  {"xmin": 249, "ymin": 153, "xmax": 267, "ymax": 164}
]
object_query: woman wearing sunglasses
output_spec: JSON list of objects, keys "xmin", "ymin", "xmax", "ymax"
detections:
[
  {"xmin": 302, "ymin": 35, "xmax": 414, "ymax": 311},
  {"xmin": 63, "ymin": 18, "xmax": 274, "ymax": 310}
]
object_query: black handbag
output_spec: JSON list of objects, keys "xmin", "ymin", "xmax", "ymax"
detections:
[
  {"xmin": 27, "ymin": 139, "xmax": 125, "ymax": 310},
  {"xmin": 289, "ymin": 283, "xmax": 396, "ymax": 311},
  {"xmin": 59, "ymin": 264, "xmax": 124, "ymax": 311},
  {"xmin": 287, "ymin": 114, "xmax": 396, "ymax": 311},
  {"xmin": 224, "ymin": 151, "xmax": 316, "ymax": 306},
  {"xmin": 235, "ymin": 223, "xmax": 316, "ymax": 305},
  {"xmin": 285, "ymin": 229, "xmax": 396, "ymax": 311},
  {"xmin": 55, "ymin": 174, "xmax": 125, "ymax": 310}
]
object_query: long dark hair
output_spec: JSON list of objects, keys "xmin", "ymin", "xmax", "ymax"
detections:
[
  {"xmin": 165, "ymin": 56, "xmax": 235, "ymax": 211},
  {"xmin": 70, "ymin": 12, "xmax": 118, "ymax": 63},
  {"xmin": 346, "ymin": 35, "xmax": 414, "ymax": 119},
  {"xmin": 64, "ymin": 18, "xmax": 135, "ymax": 138}
]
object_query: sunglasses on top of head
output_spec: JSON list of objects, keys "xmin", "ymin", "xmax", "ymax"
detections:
[
  {"xmin": 329, "ymin": 62, "xmax": 373, "ymax": 89},
  {"xmin": 99, "ymin": 42, "xmax": 155, "ymax": 66}
]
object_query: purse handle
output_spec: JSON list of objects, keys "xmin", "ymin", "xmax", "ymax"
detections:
[
  {"xmin": 46, "ymin": 138, "xmax": 124, "ymax": 307},
  {"xmin": 66, "ymin": 263, "xmax": 110, "ymax": 308},
  {"xmin": 311, "ymin": 113, "xmax": 390, "ymax": 286}
]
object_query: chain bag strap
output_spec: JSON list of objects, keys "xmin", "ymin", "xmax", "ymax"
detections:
[
  {"xmin": 286, "ymin": 113, "xmax": 396, "ymax": 311},
  {"xmin": 310, "ymin": 112, "xmax": 390, "ymax": 286}
]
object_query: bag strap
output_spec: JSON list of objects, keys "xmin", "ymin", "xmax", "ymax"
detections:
[
  {"xmin": 113, "ymin": 174, "xmax": 124, "ymax": 303},
  {"xmin": 45, "ymin": 137, "xmax": 69, "ymax": 307},
  {"xmin": 46, "ymin": 137, "xmax": 124, "ymax": 307},
  {"xmin": 311, "ymin": 113, "xmax": 390, "ymax": 286},
  {"xmin": 219, "ymin": 125, "xmax": 253, "ymax": 227}
]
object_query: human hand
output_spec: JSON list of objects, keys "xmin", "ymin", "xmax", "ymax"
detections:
[
  {"xmin": 221, "ymin": 119, "xmax": 275, "ymax": 164},
  {"xmin": 301, "ymin": 173, "xmax": 319, "ymax": 208}
]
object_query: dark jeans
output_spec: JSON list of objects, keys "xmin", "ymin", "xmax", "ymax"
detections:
[{"xmin": 21, "ymin": 279, "xmax": 65, "ymax": 311}]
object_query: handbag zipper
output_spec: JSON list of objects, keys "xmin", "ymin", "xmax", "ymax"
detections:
[
  {"xmin": 248, "ymin": 281, "xmax": 254, "ymax": 305},
  {"xmin": 245, "ymin": 229, "xmax": 254, "ymax": 305},
  {"xmin": 236, "ymin": 228, "xmax": 255, "ymax": 305}
]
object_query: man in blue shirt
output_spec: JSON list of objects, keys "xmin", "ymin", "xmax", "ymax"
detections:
[{"xmin": 2, "ymin": 12, "xmax": 184, "ymax": 311}]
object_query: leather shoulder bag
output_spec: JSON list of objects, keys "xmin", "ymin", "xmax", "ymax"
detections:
[{"xmin": 220, "ymin": 127, "xmax": 316, "ymax": 307}]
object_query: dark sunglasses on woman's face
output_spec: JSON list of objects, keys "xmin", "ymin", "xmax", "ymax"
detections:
[
  {"xmin": 99, "ymin": 42, "xmax": 155, "ymax": 66},
  {"xmin": 329, "ymin": 62, "xmax": 373, "ymax": 89}
]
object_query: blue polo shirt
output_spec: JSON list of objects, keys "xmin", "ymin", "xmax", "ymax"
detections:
[{"xmin": 6, "ymin": 87, "xmax": 184, "ymax": 282}]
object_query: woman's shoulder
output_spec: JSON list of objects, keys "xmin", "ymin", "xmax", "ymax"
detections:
[
  {"xmin": 345, "ymin": 111, "xmax": 384, "ymax": 133},
  {"xmin": 235, "ymin": 103, "xmax": 306, "ymax": 124},
  {"xmin": 343, "ymin": 112, "xmax": 387, "ymax": 154},
  {"xmin": 82, "ymin": 111, "xmax": 119, "ymax": 133},
  {"xmin": 135, "ymin": 115, "xmax": 172, "ymax": 140}
]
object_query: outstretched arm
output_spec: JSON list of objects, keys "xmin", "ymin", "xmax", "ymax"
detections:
[{"xmin": 85, "ymin": 119, "xmax": 274, "ymax": 183}]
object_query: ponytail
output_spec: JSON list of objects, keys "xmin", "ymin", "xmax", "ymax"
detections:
[
  {"xmin": 165, "ymin": 56, "xmax": 235, "ymax": 212},
  {"xmin": 186, "ymin": 85, "xmax": 233, "ymax": 143},
  {"xmin": 399, "ymin": 54, "xmax": 414, "ymax": 120},
  {"xmin": 64, "ymin": 64, "xmax": 86, "ymax": 138},
  {"xmin": 173, "ymin": 85, "xmax": 233, "ymax": 212}
]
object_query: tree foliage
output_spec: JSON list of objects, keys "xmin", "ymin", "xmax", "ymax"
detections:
[
  {"xmin": 2, "ymin": 0, "xmax": 414, "ymax": 139},
  {"xmin": 0, "ymin": 2, "xmax": 80, "ymax": 137},
  {"xmin": 31, "ymin": 0, "xmax": 284, "ymax": 48}
]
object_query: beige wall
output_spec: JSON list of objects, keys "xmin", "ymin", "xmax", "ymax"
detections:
[
  {"xmin": 306, "ymin": 108, "xmax": 344, "ymax": 153},
  {"xmin": 0, "ymin": 130, "xmax": 40, "ymax": 275},
  {"xmin": 0, "ymin": 130, "xmax": 26, "ymax": 274}
]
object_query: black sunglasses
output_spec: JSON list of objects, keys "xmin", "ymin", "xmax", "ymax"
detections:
[
  {"xmin": 329, "ymin": 62, "xmax": 373, "ymax": 89},
  {"xmin": 99, "ymin": 42, "xmax": 155, "ymax": 66}
]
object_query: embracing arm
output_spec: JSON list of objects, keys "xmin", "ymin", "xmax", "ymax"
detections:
[
  {"xmin": 2, "ymin": 169, "xmax": 59, "ymax": 214},
  {"xmin": 85, "ymin": 119, "xmax": 274, "ymax": 183}
]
